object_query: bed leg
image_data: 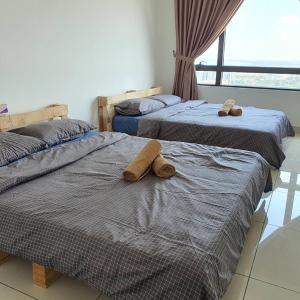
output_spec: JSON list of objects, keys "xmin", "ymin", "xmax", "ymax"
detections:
[
  {"xmin": 32, "ymin": 263, "xmax": 61, "ymax": 288},
  {"xmin": 0, "ymin": 251, "xmax": 10, "ymax": 265}
]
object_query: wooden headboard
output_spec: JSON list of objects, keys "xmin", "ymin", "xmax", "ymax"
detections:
[
  {"xmin": 0, "ymin": 104, "xmax": 68, "ymax": 132},
  {"xmin": 98, "ymin": 86, "xmax": 163, "ymax": 131}
]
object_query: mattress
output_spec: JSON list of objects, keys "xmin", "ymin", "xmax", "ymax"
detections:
[
  {"xmin": 0, "ymin": 132, "xmax": 271, "ymax": 299},
  {"xmin": 113, "ymin": 115, "xmax": 144, "ymax": 135}
]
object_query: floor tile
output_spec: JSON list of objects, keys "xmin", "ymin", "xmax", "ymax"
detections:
[
  {"xmin": 251, "ymin": 224, "xmax": 300, "ymax": 292},
  {"xmin": 0, "ymin": 283, "xmax": 35, "ymax": 300},
  {"xmin": 280, "ymin": 159, "xmax": 300, "ymax": 173},
  {"xmin": 235, "ymin": 221, "xmax": 263, "ymax": 276},
  {"xmin": 253, "ymin": 192, "xmax": 272, "ymax": 223},
  {"xmin": 0, "ymin": 257, "xmax": 99, "ymax": 300},
  {"xmin": 221, "ymin": 274, "xmax": 248, "ymax": 300},
  {"xmin": 282, "ymin": 137, "xmax": 300, "ymax": 160},
  {"xmin": 244, "ymin": 279, "xmax": 300, "ymax": 300},
  {"xmin": 271, "ymin": 169, "xmax": 279, "ymax": 184},
  {"xmin": 281, "ymin": 142, "xmax": 300, "ymax": 159},
  {"xmin": 266, "ymin": 187, "xmax": 300, "ymax": 230},
  {"xmin": 273, "ymin": 169, "xmax": 300, "ymax": 190}
]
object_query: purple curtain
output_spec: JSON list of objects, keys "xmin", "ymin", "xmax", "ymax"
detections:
[{"xmin": 173, "ymin": 0, "xmax": 244, "ymax": 100}]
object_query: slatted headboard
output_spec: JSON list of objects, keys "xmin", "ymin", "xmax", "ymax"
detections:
[
  {"xmin": 0, "ymin": 104, "xmax": 68, "ymax": 132},
  {"xmin": 98, "ymin": 86, "xmax": 163, "ymax": 131}
]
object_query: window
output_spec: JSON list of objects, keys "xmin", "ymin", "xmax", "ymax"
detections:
[{"xmin": 196, "ymin": 0, "xmax": 300, "ymax": 90}]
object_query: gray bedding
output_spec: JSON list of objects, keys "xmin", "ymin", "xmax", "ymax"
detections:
[
  {"xmin": 0, "ymin": 132, "xmax": 271, "ymax": 300},
  {"xmin": 12, "ymin": 118, "xmax": 95, "ymax": 146},
  {"xmin": 137, "ymin": 101, "xmax": 295, "ymax": 168}
]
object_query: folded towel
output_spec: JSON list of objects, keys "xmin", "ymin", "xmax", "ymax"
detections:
[
  {"xmin": 218, "ymin": 99, "xmax": 236, "ymax": 117},
  {"xmin": 229, "ymin": 106, "xmax": 242, "ymax": 116},
  {"xmin": 123, "ymin": 140, "xmax": 161, "ymax": 182},
  {"xmin": 152, "ymin": 154, "xmax": 176, "ymax": 178}
]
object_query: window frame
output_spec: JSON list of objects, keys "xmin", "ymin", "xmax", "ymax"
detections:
[{"xmin": 196, "ymin": 32, "xmax": 300, "ymax": 91}]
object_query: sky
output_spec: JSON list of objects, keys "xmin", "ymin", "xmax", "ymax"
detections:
[{"xmin": 198, "ymin": 0, "xmax": 300, "ymax": 67}]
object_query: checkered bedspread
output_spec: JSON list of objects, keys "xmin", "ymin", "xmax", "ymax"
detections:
[
  {"xmin": 138, "ymin": 101, "xmax": 294, "ymax": 168},
  {"xmin": 0, "ymin": 132, "xmax": 271, "ymax": 299}
]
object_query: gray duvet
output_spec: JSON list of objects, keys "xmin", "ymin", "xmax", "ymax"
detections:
[
  {"xmin": 0, "ymin": 132, "xmax": 271, "ymax": 300},
  {"xmin": 137, "ymin": 101, "xmax": 295, "ymax": 168}
]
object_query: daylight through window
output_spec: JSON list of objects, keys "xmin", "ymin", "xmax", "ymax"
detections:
[{"xmin": 195, "ymin": 0, "xmax": 300, "ymax": 90}]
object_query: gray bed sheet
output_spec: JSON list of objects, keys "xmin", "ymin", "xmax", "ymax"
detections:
[
  {"xmin": 137, "ymin": 101, "xmax": 295, "ymax": 168},
  {"xmin": 0, "ymin": 132, "xmax": 271, "ymax": 300}
]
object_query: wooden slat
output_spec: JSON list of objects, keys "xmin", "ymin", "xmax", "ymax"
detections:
[
  {"xmin": 0, "ymin": 104, "xmax": 68, "ymax": 132},
  {"xmin": 32, "ymin": 263, "xmax": 61, "ymax": 288},
  {"xmin": 0, "ymin": 251, "xmax": 10, "ymax": 265},
  {"xmin": 98, "ymin": 86, "xmax": 163, "ymax": 131}
]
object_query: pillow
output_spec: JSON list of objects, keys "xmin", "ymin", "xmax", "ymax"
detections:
[
  {"xmin": 115, "ymin": 98, "xmax": 165, "ymax": 116},
  {"xmin": 149, "ymin": 94, "xmax": 181, "ymax": 107},
  {"xmin": 0, "ymin": 132, "xmax": 47, "ymax": 167},
  {"xmin": 11, "ymin": 119, "xmax": 95, "ymax": 146}
]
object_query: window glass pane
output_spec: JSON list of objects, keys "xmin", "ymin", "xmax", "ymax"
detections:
[
  {"xmin": 222, "ymin": 73, "xmax": 300, "ymax": 89},
  {"xmin": 224, "ymin": 0, "xmax": 300, "ymax": 67},
  {"xmin": 196, "ymin": 71, "xmax": 216, "ymax": 85},
  {"xmin": 195, "ymin": 39, "xmax": 219, "ymax": 66}
]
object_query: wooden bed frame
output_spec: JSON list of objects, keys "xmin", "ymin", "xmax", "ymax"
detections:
[
  {"xmin": 98, "ymin": 86, "xmax": 163, "ymax": 131},
  {"xmin": 0, "ymin": 104, "xmax": 68, "ymax": 132},
  {"xmin": 0, "ymin": 104, "xmax": 67, "ymax": 287}
]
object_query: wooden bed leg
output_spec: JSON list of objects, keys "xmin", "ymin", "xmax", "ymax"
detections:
[
  {"xmin": 32, "ymin": 263, "xmax": 61, "ymax": 288},
  {"xmin": 0, "ymin": 251, "xmax": 10, "ymax": 265}
]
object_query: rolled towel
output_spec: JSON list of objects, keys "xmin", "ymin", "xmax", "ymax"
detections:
[
  {"xmin": 218, "ymin": 99, "xmax": 236, "ymax": 117},
  {"xmin": 123, "ymin": 140, "xmax": 161, "ymax": 182},
  {"xmin": 152, "ymin": 154, "xmax": 176, "ymax": 178},
  {"xmin": 229, "ymin": 106, "xmax": 242, "ymax": 116}
]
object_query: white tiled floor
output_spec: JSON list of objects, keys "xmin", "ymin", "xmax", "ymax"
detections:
[
  {"xmin": 0, "ymin": 135, "xmax": 299, "ymax": 300},
  {"xmin": 223, "ymin": 134, "xmax": 300, "ymax": 300}
]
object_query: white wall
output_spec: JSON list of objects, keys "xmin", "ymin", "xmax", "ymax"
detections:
[
  {"xmin": 0, "ymin": 0, "xmax": 157, "ymax": 125},
  {"xmin": 154, "ymin": 0, "xmax": 176, "ymax": 93},
  {"xmin": 155, "ymin": 0, "xmax": 300, "ymax": 127}
]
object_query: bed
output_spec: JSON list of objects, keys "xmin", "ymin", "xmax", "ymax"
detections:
[
  {"xmin": 0, "ymin": 104, "xmax": 271, "ymax": 300},
  {"xmin": 99, "ymin": 87, "xmax": 295, "ymax": 169}
]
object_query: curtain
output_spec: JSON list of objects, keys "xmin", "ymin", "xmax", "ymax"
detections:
[{"xmin": 173, "ymin": 0, "xmax": 244, "ymax": 100}]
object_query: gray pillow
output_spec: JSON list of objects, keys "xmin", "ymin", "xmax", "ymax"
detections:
[
  {"xmin": 115, "ymin": 98, "xmax": 165, "ymax": 116},
  {"xmin": 12, "ymin": 119, "xmax": 95, "ymax": 146},
  {"xmin": 149, "ymin": 94, "xmax": 181, "ymax": 107},
  {"xmin": 0, "ymin": 132, "xmax": 47, "ymax": 167}
]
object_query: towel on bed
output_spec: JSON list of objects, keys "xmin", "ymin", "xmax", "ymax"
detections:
[
  {"xmin": 218, "ymin": 99, "xmax": 236, "ymax": 117},
  {"xmin": 152, "ymin": 154, "xmax": 176, "ymax": 178},
  {"xmin": 229, "ymin": 106, "xmax": 243, "ymax": 116},
  {"xmin": 123, "ymin": 140, "xmax": 161, "ymax": 182}
]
